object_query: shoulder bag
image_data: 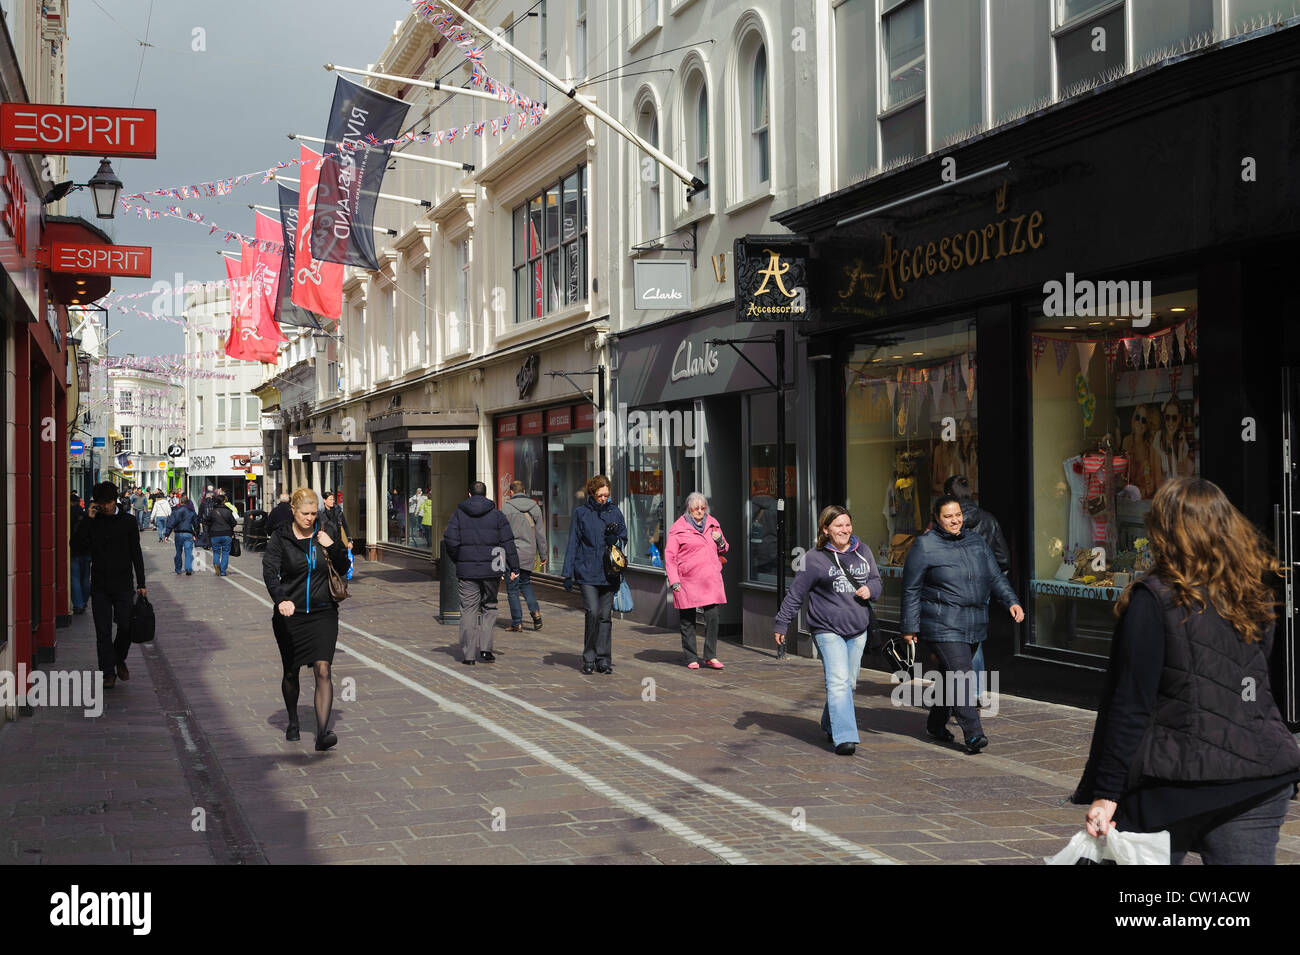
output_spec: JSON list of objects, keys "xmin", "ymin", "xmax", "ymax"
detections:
[{"xmin": 314, "ymin": 524, "xmax": 349, "ymax": 602}]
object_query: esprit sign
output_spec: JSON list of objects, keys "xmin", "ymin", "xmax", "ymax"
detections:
[
  {"xmin": 1, "ymin": 104, "xmax": 158, "ymax": 158},
  {"xmin": 49, "ymin": 243, "xmax": 151, "ymax": 277},
  {"xmin": 2, "ymin": 156, "xmax": 28, "ymax": 257}
]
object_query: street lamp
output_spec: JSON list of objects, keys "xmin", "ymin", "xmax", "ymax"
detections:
[
  {"xmin": 87, "ymin": 160, "xmax": 123, "ymax": 219},
  {"xmin": 40, "ymin": 158, "xmax": 124, "ymax": 220}
]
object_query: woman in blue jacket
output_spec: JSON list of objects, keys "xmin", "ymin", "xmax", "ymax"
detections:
[
  {"xmin": 562, "ymin": 475, "xmax": 628, "ymax": 675},
  {"xmin": 774, "ymin": 505, "xmax": 882, "ymax": 755},
  {"xmin": 901, "ymin": 495, "xmax": 1023, "ymax": 754}
]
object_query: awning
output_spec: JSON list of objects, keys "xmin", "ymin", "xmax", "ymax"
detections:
[
  {"xmin": 366, "ymin": 409, "xmax": 478, "ymax": 445},
  {"xmin": 40, "ymin": 216, "xmax": 116, "ymax": 308}
]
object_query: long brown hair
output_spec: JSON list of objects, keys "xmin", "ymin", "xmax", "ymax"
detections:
[
  {"xmin": 1116, "ymin": 477, "xmax": 1280, "ymax": 643},
  {"xmin": 816, "ymin": 505, "xmax": 850, "ymax": 549}
]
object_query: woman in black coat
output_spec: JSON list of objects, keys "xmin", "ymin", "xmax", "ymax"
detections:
[
  {"xmin": 1074, "ymin": 478, "xmax": 1300, "ymax": 864},
  {"xmin": 262, "ymin": 488, "xmax": 351, "ymax": 750}
]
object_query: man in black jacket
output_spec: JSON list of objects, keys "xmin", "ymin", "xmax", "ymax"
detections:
[
  {"xmin": 266, "ymin": 492, "xmax": 293, "ymax": 535},
  {"xmin": 71, "ymin": 482, "xmax": 146, "ymax": 689},
  {"xmin": 442, "ymin": 482, "xmax": 520, "ymax": 665},
  {"xmin": 205, "ymin": 491, "xmax": 239, "ymax": 576},
  {"xmin": 165, "ymin": 495, "xmax": 199, "ymax": 575}
]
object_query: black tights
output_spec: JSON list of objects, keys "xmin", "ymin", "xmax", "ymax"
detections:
[{"xmin": 282, "ymin": 661, "xmax": 333, "ymax": 736}]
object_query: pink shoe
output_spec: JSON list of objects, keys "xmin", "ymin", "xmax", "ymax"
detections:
[
  {"xmin": 705, "ymin": 659, "xmax": 725, "ymax": 669},
  {"xmin": 686, "ymin": 661, "xmax": 700, "ymax": 669}
]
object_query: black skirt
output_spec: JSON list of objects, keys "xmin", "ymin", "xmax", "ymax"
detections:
[{"xmin": 272, "ymin": 604, "xmax": 339, "ymax": 669}]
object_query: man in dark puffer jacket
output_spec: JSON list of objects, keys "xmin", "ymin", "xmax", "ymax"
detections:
[{"xmin": 443, "ymin": 482, "xmax": 520, "ymax": 665}]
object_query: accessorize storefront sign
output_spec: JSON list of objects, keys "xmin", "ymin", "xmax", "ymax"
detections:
[
  {"xmin": 734, "ymin": 238, "xmax": 809, "ymax": 321},
  {"xmin": 830, "ymin": 184, "xmax": 1047, "ymax": 314},
  {"xmin": 0, "ymin": 103, "xmax": 158, "ymax": 158},
  {"xmin": 49, "ymin": 242, "xmax": 152, "ymax": 277},
  {"xmin": 633, "ymin": 259, "xmax": 692, "ymax": 310}
]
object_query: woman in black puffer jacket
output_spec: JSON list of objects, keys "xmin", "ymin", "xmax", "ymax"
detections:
[
  {"xmin": 262, "ymin": 488, "xmax": 351, "ymax": 750},
  {"xmin": 901, "ymin": 494, "xmax": 1023, "ymax": 754}
]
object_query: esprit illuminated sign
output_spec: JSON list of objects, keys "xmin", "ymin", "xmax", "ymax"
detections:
[
  {"xmin": 49, "ymin": 243, "xmax": 152, "ymax": 277},
  {"xmin": 1, "ymin": 104, "xmax": 158, "ymax": 158}
]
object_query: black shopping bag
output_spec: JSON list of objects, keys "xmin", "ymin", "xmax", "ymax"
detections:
[
  {"xmin": 131, "ymin": 594, "xmax": 156, "ymax": 644},
  {"xmin": 230, "ymin": 537, "xmax": 242, "ymax": 558}
]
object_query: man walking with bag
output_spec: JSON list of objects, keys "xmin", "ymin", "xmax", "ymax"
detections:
[
  {"xmin": 205, "ymin": 490, "xmax": 239, "ymax": 576},
  {"xmin": 71, "ymin": 482, "xmax": 146, "ymax": 689},
  {"xmin": 443, "ymin": 482, "xmax": 520, "ymax": 665}
]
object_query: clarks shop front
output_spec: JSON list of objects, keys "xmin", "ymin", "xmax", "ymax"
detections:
[{"xmin": 777, "ymin": 27, "xmax": 1300, "ymax": 712}]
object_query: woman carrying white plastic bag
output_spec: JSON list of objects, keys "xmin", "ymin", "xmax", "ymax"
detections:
[
  {"xmin": 1068, "ymin": 478, "xmax": 1300, "ymax": 865},
  {"xmin": 1045, "ymin": 829, "xmax": 1169, "ymax": 866}
]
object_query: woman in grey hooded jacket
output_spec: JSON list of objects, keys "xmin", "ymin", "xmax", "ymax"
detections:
[{"xmin": 501, "ymin": 480, "xmax": 548, "ymax": 630}]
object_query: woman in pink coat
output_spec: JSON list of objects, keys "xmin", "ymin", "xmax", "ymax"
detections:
[{"xmin": 665, "ymin": 492, "xmax": 729, "ymax": 669}]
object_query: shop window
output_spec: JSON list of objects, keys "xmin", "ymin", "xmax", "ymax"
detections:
[
  {"xmin": 843, "ymin": 319, "xmax": 979, "ymax": 621},
  {"xmin": 1055, "ymin": 2, "xmax": 1125, "ymax": 91},
  {"xmin": 1028, "ymin": 281, "xmax": 1199, "ymax": 657},
  {"xmin": 513, "ymin": 166, "xmax": 587, "ymax": 323},
  {"xmin": 747, "ymin": 391, "xmax": 797, "ymax": 585},
  {"xmin": 383, "ymin": 452, "xmax": 435, "ymax": 551},
  {"xmin": 617, "ymin": 403, "xmax": 701, "ymax": 569},
  {"xmin": 546, "ymin": 431, "xmax": 596, "ymax": 571}
]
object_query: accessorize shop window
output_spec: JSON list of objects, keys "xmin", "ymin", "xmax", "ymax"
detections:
[
  {"xmin": 843, "ymin": 319, "xmax": 979, "ymax": 624},
  {"xmin": 1027, "ymin": 281, "xmax": 1199, "ymax": 656},
  {"xmin": 747, "ymin": 391, "xmax": 797, "ymax": 585}
]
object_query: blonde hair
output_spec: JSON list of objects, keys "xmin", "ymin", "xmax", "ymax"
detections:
[{"xmin": 290, "ymin": 487, "xmax": 320, "ymax": 513}]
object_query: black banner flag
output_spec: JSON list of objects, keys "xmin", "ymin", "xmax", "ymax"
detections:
[
  {"xmin": 310, "ymin": 76, "xmax": 410, "ymax": 270},
  {"xmin": 275, "ymin": 184, "xmax": 322, "ymax": 328}
]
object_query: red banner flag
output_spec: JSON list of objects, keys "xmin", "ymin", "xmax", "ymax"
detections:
[
  {"xmin": 292, "ymin": 145, "xmax": 344, "ymax": 319},
  {"xmin": 250, "ymin": 212, "xmax": 285, "ymax": 329},
  {"xmin": 226, "ymin": 219, "xmax": 286, "ymax": 363}
]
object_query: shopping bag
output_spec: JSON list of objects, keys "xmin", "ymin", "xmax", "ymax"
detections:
[
  {"xmin": 130, "ymin": 594, "xmax": 156, "ymax": 644},
  {"xmin": 229, "ymin": 537, "xmax": 242, "ymax": 558},
  {"xmin": 613, "ymin": 578, "xmax": 634, "ymax": 613},
  {"xmin": 1044, "ymin": 829, "xmax": 1170, "ymax": 865}
]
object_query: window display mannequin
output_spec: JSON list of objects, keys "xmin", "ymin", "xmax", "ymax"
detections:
[
  {"xmin": 1121, "ymin": 404, "xmax": 1159, "ymax": 499},
  {"xmin": 887, "ymin": 448, "xmax": 925, "ymax": 536},
  {"xmin": 931, "ymin": 417, "xmax": 978, "ymax": 497},
  {"xmin": 1154, "ymin": 397, "xmax": 1193, "ymax": 490}
]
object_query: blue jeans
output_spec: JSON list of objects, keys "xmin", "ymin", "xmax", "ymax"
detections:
[
  {"xmin": 506, "ymin": 570, "xmax": 539, "ymax": 625},
  {"xmin": 1163, "ymin": 783, "xmax": 1294, "ymax": 865},
  {"xmin": 136, "ymin": 510, "xmax": 149, "ymax": 530},
  {"xmin": 173, "ymin": 532, "xmax": 194, "ymax": 573},
  {"xmin": 972, "ymin": 643, "xmax": 986, "ymax": 700},
  {"xmin": 813, "ymin": 630, "xmax": 868, "ymax": 746},
  {"xmin": 154, "ymin": 516, "xmax": 167, "ymax": 541},
  {"xmin": 212, "ymin": 536, "xmax": 231, "ymax": 574},
  {"xmin": 70, "ymin": 553, "xmax": 92, "ymax": 610}
]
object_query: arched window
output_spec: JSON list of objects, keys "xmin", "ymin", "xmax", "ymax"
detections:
[
  {"xmin": 750, "ymin": 43, "xmax": 769, "ymax": 186},
  {"xmin": 683, "ymin": 67, "xmax": 710, "ymax": 202},
  {"xmin": 637, "ymin": 99, "xmax": 661, "ymax": 240}
]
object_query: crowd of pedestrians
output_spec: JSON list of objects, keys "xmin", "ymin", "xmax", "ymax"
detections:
[{"xmin": 70, "ymin": 468, "xmax": 1297, "ymax": 864}]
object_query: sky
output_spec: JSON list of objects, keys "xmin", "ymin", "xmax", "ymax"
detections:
[{"xmin": 64, "ymin": 0, "xmax": 413, "ymax": 358}]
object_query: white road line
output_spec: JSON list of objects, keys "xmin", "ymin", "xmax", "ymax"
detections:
[
  {"xmin": 220, "ymin": 573, "xmax": 750, "ymax": 864},
  {"xmin": 227, "ymin": 565, "xmax": 892, "ymax": 865}
]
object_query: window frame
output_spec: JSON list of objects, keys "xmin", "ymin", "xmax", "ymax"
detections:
[
  {"xmin": 749, "ymin": 43, "xmax": 770, "ymax": 187},
  {"xmin": 511, "ymin": 164, "xmax": 589, "ymax": 324},
  {"xmin": 879, "ymin": 0, "xmax": 926, "ymax": 116}
]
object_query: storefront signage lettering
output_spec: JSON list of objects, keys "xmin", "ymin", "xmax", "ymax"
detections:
[
  {"xmin": 190, "ymin": 454, "xmax": 217, "ymax": 471},
  {"xmin": 633, "ymin": 259, "xmax": 692, "ymax": 311},
  {"xmin": 670, "ymin": 339, "xmax": 719, "ymax": 381},
  {"xmin": 843, "ymin": 205, "xmax": 1046, "ymax": 304},
  {"xmin": 411, "ymin": 440, "xmax": 469, "ymax": 452},
  {"xmin": 49, "ymin": 242, "xmax": 152, "ymax": 277},
  {"xmin": 496, "ymin": 415, "xmax": 518, "ymax": 438},
  {"xmin": 546, "ymin": 407, "xmax": 571, "ymax": 432},
  {"xmin": 734, "ymin": 239, "xmax": 810, "ymax": 321},
  {"xmin": 2, "ymin": 155, "xmax": 28, "ymax": 257},
  {"xmin": 1, "ymin": 103, "xmax": 158, "ymax": 158},
  {"xmin": 516, "ymin": 353, "xmax": 539, "ymax": 399}
]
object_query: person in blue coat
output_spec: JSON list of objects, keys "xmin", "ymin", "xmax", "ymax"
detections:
[
  {"xmin": 561, "ymin": 475, "xmax": 627, "ymax": 675},
  {"xmin": 901, "ymin": 494, "xmax": 1024, "ymax": 754}
]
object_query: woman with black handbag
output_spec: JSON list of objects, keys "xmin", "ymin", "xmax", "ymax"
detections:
[
  {"xmin": 774, "ymin": 505, "xmax": 882, "ymax": 755},
  {"xmin": 262, "ymin": 488, "xmax": 351, "ymax": 750},
  {"xmin": 561, "ymin": 475, "xmax": 628, "ymax": 675}
]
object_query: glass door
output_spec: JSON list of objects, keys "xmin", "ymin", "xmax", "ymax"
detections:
[{"xmin": 1277, "ymin": 368, "xmax": 1300, "ymax": 724}]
